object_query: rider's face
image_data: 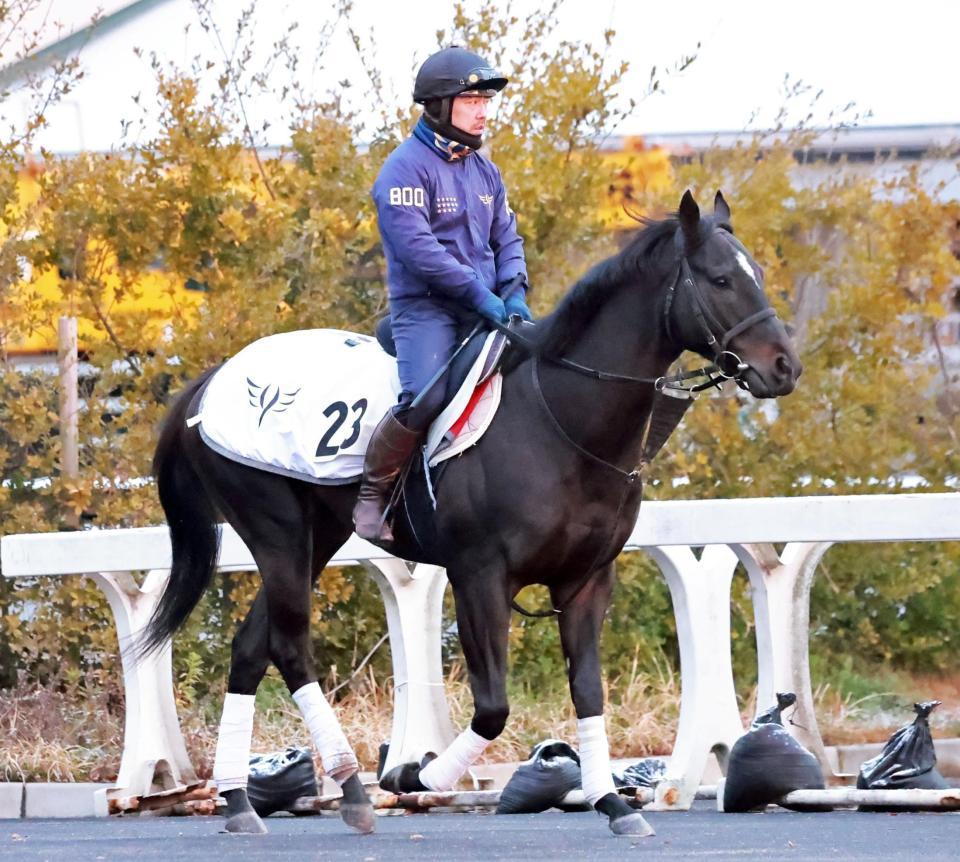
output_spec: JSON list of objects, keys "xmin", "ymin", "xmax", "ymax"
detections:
[{"xmin": 451, "ymin": 93, "xmax": 492, "ymax": 136}]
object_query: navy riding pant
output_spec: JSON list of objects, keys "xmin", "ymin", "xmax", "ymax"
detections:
[{"xmin": 391, "ymin": 296, "xmax": 474, "ymax": 432}]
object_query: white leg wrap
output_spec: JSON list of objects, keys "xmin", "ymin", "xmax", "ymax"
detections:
[
  {"xmin": 577, "ymin": 715, "xmax": 616, "ymax": 805},
  {"xmin": 292, "ymin": 682, "xmax": 358, "ymax": 784},
  {"xmin": 212, "ymin": 692, "xmax": 255, "ymax": 793},
  {"xmin": 419, "ymin": 728, "xmax": 490, "ymax": 792}
]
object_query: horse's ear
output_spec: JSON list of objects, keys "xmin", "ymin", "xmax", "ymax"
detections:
[
  {"xmin": 678, "ymin": 189, "xmax": 701, "ymax": 247},
  {"xmin": 713, "ymin": 190, "xmax": 731, "ymax": 226}
]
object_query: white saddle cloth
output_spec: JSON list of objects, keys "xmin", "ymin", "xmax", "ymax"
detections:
[{"xmin": 191, "ymin": 328, "xmax": 501, "ymax": 484}]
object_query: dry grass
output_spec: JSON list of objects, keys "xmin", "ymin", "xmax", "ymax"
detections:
[
  {"xmin": 0, "ymin": 659, "xmax": 682, "ymax": 782},
  {"xmin": 814, "ymin": 677, "xmax": 960, "ymax": 747},
  {"xmin": 3, "ymin": 664, "xmax": 957, "ymax": 783},
  {"xmin": 0, "ymin": 681, "xmax": 123, "ymax": 782}
]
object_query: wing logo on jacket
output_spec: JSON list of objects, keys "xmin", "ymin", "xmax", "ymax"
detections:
[{"xmin": 477, "ymin": 193, "xmax": 494, "ymax": 206}]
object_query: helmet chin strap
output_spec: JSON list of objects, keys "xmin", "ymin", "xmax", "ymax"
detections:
[{"xmin": 422, "ymin": 102, "xmax": 483, "ymax": 150}]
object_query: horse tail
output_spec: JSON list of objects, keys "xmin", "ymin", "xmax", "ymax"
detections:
[{"xmin": 139, "ymin": 367, "xmax": 220, "ymax": 658}]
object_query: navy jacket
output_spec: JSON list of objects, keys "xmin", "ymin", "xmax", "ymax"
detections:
[{"xmin": 372, "ymin": 135, "xmax": 527, "ymax": 309}]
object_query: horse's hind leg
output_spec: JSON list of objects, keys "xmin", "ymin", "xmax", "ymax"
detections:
[
  {"xmin": 215, "ymin": 520, "xmax": 372, "ymax": 833},
  {"xmin": 379, "ymin": 570, "xmax": 511, "ymax": 793},
  {"xmin": 554, "ymin": 564, "xmax": 654, "ymax": 838},
  {"xmin": 214, "ymin": 589, "xmax": 270, "ymax": 833},
  {"xmin": 199, "ymin": 456, "xmax": 370, "ymax": 833},
  {"xmin": 303, "ymin": 510, "xmax": 375, "ymax": 834},
  {"xmin": 253, "ymin": 503, "xmax": 373, "ymax": 834}
]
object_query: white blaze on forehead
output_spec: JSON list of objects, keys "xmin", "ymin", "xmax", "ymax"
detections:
[{"xmin": 735, "ymin": 249, "xmax": 760, "ymax": 288}]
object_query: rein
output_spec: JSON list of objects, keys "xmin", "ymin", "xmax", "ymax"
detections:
[
  {"xmin": 508, "ymin": 253, "xmax": 779, "ymax": 619},
  {"xmin": 494, "ymin": 256, "xmax": 777, "ymax": 397}
]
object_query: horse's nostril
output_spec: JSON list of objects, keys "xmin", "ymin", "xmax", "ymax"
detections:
[{"xmin": 775, "ymin": 354, "xmax": 794, "ymax": 379}]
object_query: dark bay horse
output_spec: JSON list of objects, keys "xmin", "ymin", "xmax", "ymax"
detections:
[{"xmin": 144, "ymin": 190, "xmax": 800, "ymax": 837}]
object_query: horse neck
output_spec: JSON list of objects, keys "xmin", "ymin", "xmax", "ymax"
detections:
[{"xmin": 537, "ymin": 269, "xmax": 681, "ymax": 469}]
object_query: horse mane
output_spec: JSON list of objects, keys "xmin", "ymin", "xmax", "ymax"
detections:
[{"xmin": 535, "ymin": 215, "xmax": 682, "ymax": 357}]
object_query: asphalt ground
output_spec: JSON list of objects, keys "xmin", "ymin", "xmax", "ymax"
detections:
[{"xmin": 2, "ymin": 802, "xmax": 957, "ymax": 861}]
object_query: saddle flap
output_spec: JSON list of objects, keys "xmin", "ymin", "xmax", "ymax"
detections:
[{"xmin": 425, "ymin": 330, "xmax": 505, "ymax": 463}]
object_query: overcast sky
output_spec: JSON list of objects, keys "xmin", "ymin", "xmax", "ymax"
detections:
[{"xmin": 6, "ymin": 0, "xmax": 959, "ymax": 152}]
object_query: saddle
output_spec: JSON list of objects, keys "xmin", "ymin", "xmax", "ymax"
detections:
[
  {"xmin": 375, "ymin": 315, "xmax": 508, "ymax": 393},
  {"xmin": 374, "ymin": 316, "xmax": 522, "ymax": 562}
]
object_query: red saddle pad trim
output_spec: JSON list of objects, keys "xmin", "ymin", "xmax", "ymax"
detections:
[{"xmin": 449, "ymin": 378, "xmax": 493, "ymax": 439}]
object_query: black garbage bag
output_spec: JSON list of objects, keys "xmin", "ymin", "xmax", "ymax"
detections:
[
  {"xmin": 613, "ymin": 758, "xmax": 666, "ymax": 789},
  {"xmin": 496, "ymin": 739, "xmax": 583, "ymax": 814},
  {"xmin": 723, "ymin": 692, "xmax": 827, "ymax": 813},
  {"xmin": 376, "ymin": 740, "xmax": 390, "ymax": 780},
  {"xmin": 857, "ymin": 701, "xmax": 948, "ymax": 804},
  {"xmin": 246, "ymin": 747, "xmax": 319, "ymax": 816}
]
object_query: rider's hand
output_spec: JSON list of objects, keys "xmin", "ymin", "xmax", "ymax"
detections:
[
  {"xmin": 504, "ymin": 291, "xmax": 533, "ymax": 322},
  {"xmin": 475, "ymin": 291, "xmax": 508, "ymax": 324},
  {"xmin": 498, "ymin": 275, "xmax": 533, "ymax": 322}
]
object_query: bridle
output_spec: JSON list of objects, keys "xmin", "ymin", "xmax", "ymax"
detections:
[
  {"xmin": 660, "ymin": 255, "xmax": 777, "ymax": 393},
  {"xmin": 498, "ymin": 245, "xmax": 780, "ymax": 397}
]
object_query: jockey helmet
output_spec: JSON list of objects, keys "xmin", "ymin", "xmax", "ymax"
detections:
[
  {"xmin": 414, "ymin": 46, "xmax": 507, "ymax": 148},
  {"xmin": 413, "ymin": 46, "xmax": 507, "ymax": 102}
]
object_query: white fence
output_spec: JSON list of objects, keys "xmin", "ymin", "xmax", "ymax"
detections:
[{"xmin": 2, "ymin": 493, "xmax": 958, "ymax": 813}]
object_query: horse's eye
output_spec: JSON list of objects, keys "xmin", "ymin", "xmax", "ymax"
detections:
[{"xmin": 712, "ymin": 276, "xmax": 730, "ymax": 289}]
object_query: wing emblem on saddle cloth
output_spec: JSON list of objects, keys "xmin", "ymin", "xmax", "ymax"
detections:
[{"xmin": 246, "ymin": 377, "xmax": 301, "ymax": 427}]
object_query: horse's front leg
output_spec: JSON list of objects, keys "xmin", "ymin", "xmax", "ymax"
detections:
[
  {"xmin": 555, "ymin": 563, "xmax": 654, "ymax": 837},
  {"xmin": 379, "ymin": 569, "xmax": 511, "ymax": 793}
]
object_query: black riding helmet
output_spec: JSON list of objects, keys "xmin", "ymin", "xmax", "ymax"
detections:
[{"xmin": 414, "ymin": 46, "xmax": 507, "ymax": 149}]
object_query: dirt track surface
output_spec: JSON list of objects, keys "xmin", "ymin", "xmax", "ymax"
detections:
[{"xmin": 3, "ymin": 802, "xmax": 958, "ymax": 861}]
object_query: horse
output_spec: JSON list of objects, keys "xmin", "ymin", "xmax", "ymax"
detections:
[{"xmin": 142, "ymin": 190, "xmax": 801, "ymax": 837}]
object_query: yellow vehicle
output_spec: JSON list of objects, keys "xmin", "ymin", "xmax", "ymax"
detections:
[{"xmin": 5, "ymin": 260, "xmax": 204, "ymax": 357}]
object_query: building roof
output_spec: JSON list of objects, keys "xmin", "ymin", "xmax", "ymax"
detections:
[{"xmin": 606, "ymin": 124, "xmax": 960, "ymax": 161}]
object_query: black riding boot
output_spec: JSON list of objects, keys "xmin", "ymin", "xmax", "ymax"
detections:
[{"xmin": 352, "ymin": 410, "xmax": 422, "ymax": 543}]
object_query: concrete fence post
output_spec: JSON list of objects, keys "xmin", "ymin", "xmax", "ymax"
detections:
[
  {"xmin": 87, "ymin": 569, "xmax": 200, "ymax": 813},
  {"xmin": 734, "ymin": 541, "xmax": 845, "ymax": 778},
  {"xmin": 361, "ymin": 560, "xmax": 456, "ymax": 776},
  {"xmin": 644, "ymin": 544, "xmax": 745, "ymax": 810}
]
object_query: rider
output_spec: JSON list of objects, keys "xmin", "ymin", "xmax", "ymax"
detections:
[{"xmin": 352, "ymin": 45, "xmax": 532, "ymax": 543}]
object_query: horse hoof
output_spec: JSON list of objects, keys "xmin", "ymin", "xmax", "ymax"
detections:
[
  {"xmin": 224, "ymin": 811, "xmax": 268, "ymax": 834},
  {"xmin": 340, "ymin": 802, "xmax": 376, "ymax": 834},
  {"xmin": 610, "ymin": 812, "xmax": 655, "ymax": 837},
  {"xmin": 594, "ymin": 792, "xmax": 655, "ymax": 838},
  {"xmin": 379, "ymin": 760, "xmax": 428, "ymax": 794}
]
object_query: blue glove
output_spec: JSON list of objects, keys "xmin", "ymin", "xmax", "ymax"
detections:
[
  {"xmin": 499, "ymin": 275, "xmax": 533, "ymax": 321},
  {"xmin": 504, "ymin": 290, "xmax": 533, "ymax": 322},
  {"xmin": 475, "ymin": 291, "xmax": 507, "ymax": 324}
]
